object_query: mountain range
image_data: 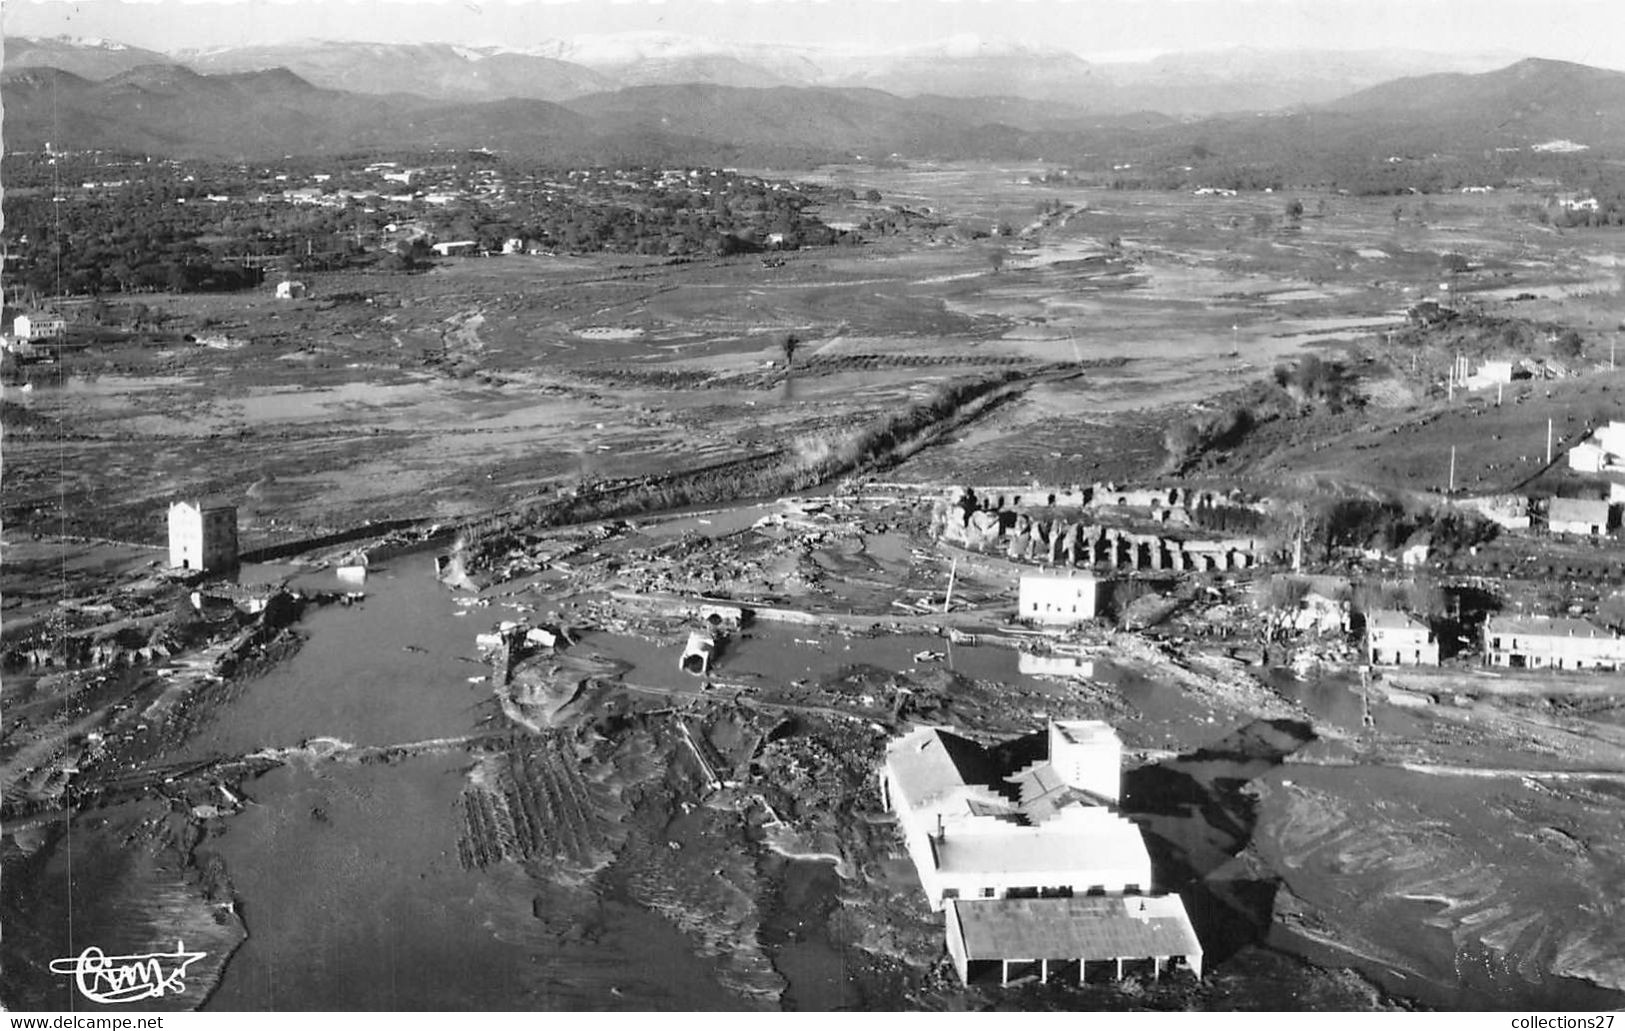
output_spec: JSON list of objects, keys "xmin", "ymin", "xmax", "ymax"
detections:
[
  {"xmin": 4, "ymin": 34, "xmax": 1624, "ymax": 169},
  {"xmin": 7, "ymin": 33, "xmax": 1522, "ymax": 112}
]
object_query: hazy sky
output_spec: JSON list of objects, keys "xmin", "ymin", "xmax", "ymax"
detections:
[{"xmin": 5, "ymin": 0, "xmax": 1624, "ymax": 68}]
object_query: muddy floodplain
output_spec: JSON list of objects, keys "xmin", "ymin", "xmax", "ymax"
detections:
[
  {"xmin": 8, "ymin": 507, "xmax": 1625, "ymax": 1012},
  {"xmin": 6, "ymin": 172, "xmax": 1625, "ymax": 1012}
]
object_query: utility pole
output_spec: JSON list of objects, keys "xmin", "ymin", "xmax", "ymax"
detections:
[
  {"xmin": 1547, "ymin": 418, "xmax": 1553, "ymax": 465},
  {"xmin": 1448, "ymin": 444, "xmax": 1457, "ymax": 494},
  {"xmin": 943, "ymin": 558, "xmax": 958, "ymax": 614}
]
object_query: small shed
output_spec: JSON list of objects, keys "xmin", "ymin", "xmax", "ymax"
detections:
[{"xmin": 275, "ymin": 280, "xmax": 307, "ymax": 300}]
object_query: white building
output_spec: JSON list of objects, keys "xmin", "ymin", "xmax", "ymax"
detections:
[
  {"xmin": 1568, "ymin": 422, "xmax": 1625, "ymax": 474},
  {"xmin": 431, "ymin": 240, "xmax": 478, "ymax": 257},
  {"xmin": 1400, "ymin": 533, "xmax": 1431, "ymax": 568},
  {"xmin": 1464, "ymin": 359, "xmax": 1515, "ymax": 391},
  {"xmin": 1365, "ymin": 610, "xmax": 1438, "ymax": 666},
  {"xmin": 946, "ymin": 895, "xmax": 1203, "ymax": 986},
  {"xmin": 1548, "ymin": 497, "xmax": 1614, "ymax": 536},
  {"xmin": 883, "ymin": 723, "xmax": 1149, "ymax": 911},
  {"xmin": 1018, "ymin": 571, "xmax": 1097, "ymax": 626},
  {"xmin": 168, "ymin": 498, "xmax": 239, "ymax": 572},
  {"xmin": 14, "ymin": 314, "xmax": 66, "ymax": 340},
  {"xmin": 1484, "ymin": 615, "xmax": 1625, "ymax": 671},
  {"xmin": 274, "ymin": 280, "xmax": 307, "ymax": 300},
  {"xmin": 882, "ymin": 721, "xmax": 1201, "ymax": 986},
  {"xmin": 1045, "ymin": 720, "xmax": 1123, "ymax": 804}
]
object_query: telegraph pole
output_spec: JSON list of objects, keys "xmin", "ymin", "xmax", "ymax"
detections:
[
  {"xmin": 1547, "ymin": 418, "xmax": 1554, "ymax": 465},
  {"xmin": 1448, "ymin": 445, "xmax": 1457, "ymax": 494}
]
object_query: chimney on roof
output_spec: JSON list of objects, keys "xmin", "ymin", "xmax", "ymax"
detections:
[{"xmin": 936, "ymin": 813, "xmax": 946, "ymax": 844}]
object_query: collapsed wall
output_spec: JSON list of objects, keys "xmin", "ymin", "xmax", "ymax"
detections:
[{"xmin": 931, "ymin": 486, "xmax": 1267, "ymax": 573}]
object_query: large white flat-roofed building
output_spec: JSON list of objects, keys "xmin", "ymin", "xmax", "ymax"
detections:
[
  {"xmin": 168, "ymin": 498, "xmax": 239, "ymax": 572},
  {"xmin": 1483, "ymin": 615, "xmax": 1625, "ymax": 671},
  {"xmin": 946, "ymin": 895, "xmax": 1203, "ymax": 986},
  {"xmin": 929, "ymin": 807, "xmax": 1153, "ymax": 908},
  {"xmin": 1018, "ymin": 571, "xmax": 1097, "ymax": 626},
  {"xmin": 1365, "ymin": 610, "xmax": 1439, "ymax": 666},
  {"xmin": 882, "ymin": 720, "xmax": 1202, "ymax": 986}
]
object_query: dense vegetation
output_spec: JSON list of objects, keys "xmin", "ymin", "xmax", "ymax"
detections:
[{"xmin": 0, "ymin": 153, "xmax": 858, "ymax": 299}]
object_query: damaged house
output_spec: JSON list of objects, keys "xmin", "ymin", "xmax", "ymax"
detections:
[
  {"xmin": 882, "ymin": 720, "xmax": 1202, "ymax": 986},
  {"xmin": 1483, "ymin": 615, "xmax": 1625, "ymax": 671},
  {"xmin": 1364, "ymin": 610, "xmax": 1439, "ymax": 666}
]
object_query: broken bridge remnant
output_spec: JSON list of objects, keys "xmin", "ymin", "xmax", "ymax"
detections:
[
  {"xmin": 933, "ymin": 483, "xmax": 1265, "ymax": 573},
  {"xmin": 681, "ymin": 630, "xmax": 717, "ymax": 676}
]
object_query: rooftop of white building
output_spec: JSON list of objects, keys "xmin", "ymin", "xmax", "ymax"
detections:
[
  {"xmin": 1365, "ymin": 609, "xmax": 1428, "ymax": 631},
  {"xmin": 934, "ymin": 809, "xmax": 1149, "ymax": 878},
  {"xmin": 951, "ymin": 895, "xmax": 1201, "ymax": 963},
  {"xmin": 1484, "ymin": 615, "xmax": 1616, "ymax": 639}
]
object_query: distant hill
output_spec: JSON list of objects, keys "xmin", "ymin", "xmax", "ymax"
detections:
[
  {"xmin": 2, "ymin": 35, "xmax": 176, "ymax": 79},
  {"xmin": 524, "ymin": 33, "xmax": 824, "ymax": 87},
  {"xmin": 818, "ymin": 37, "xmax": 1101, "ymax": 103},
  {"xmin": 1320, "ymin": 58, "xmax": 1625, "ymax": 147},
  {"xmin": 563, "ymin": 83, "xmax": 1090, "ymax": 161},
  {"xmin": 180, "ymin": 40, "xmax": 614, "ymax": 102},
  {"xmin": 0, "ymin": 62, "xmax": 1085, "ymax": 163},
  {"xmin": 1090, "ymin": 47, "xmax": 1520, "ymax": 114},
  {"xmin": 0, "ymin": 64, "xmax": 593, "ymax": 158}
]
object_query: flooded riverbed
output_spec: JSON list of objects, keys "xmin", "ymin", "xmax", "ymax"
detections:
[{"xmin": 180, "ymin": 553, "xmax": 758, "ymax": 1010}]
